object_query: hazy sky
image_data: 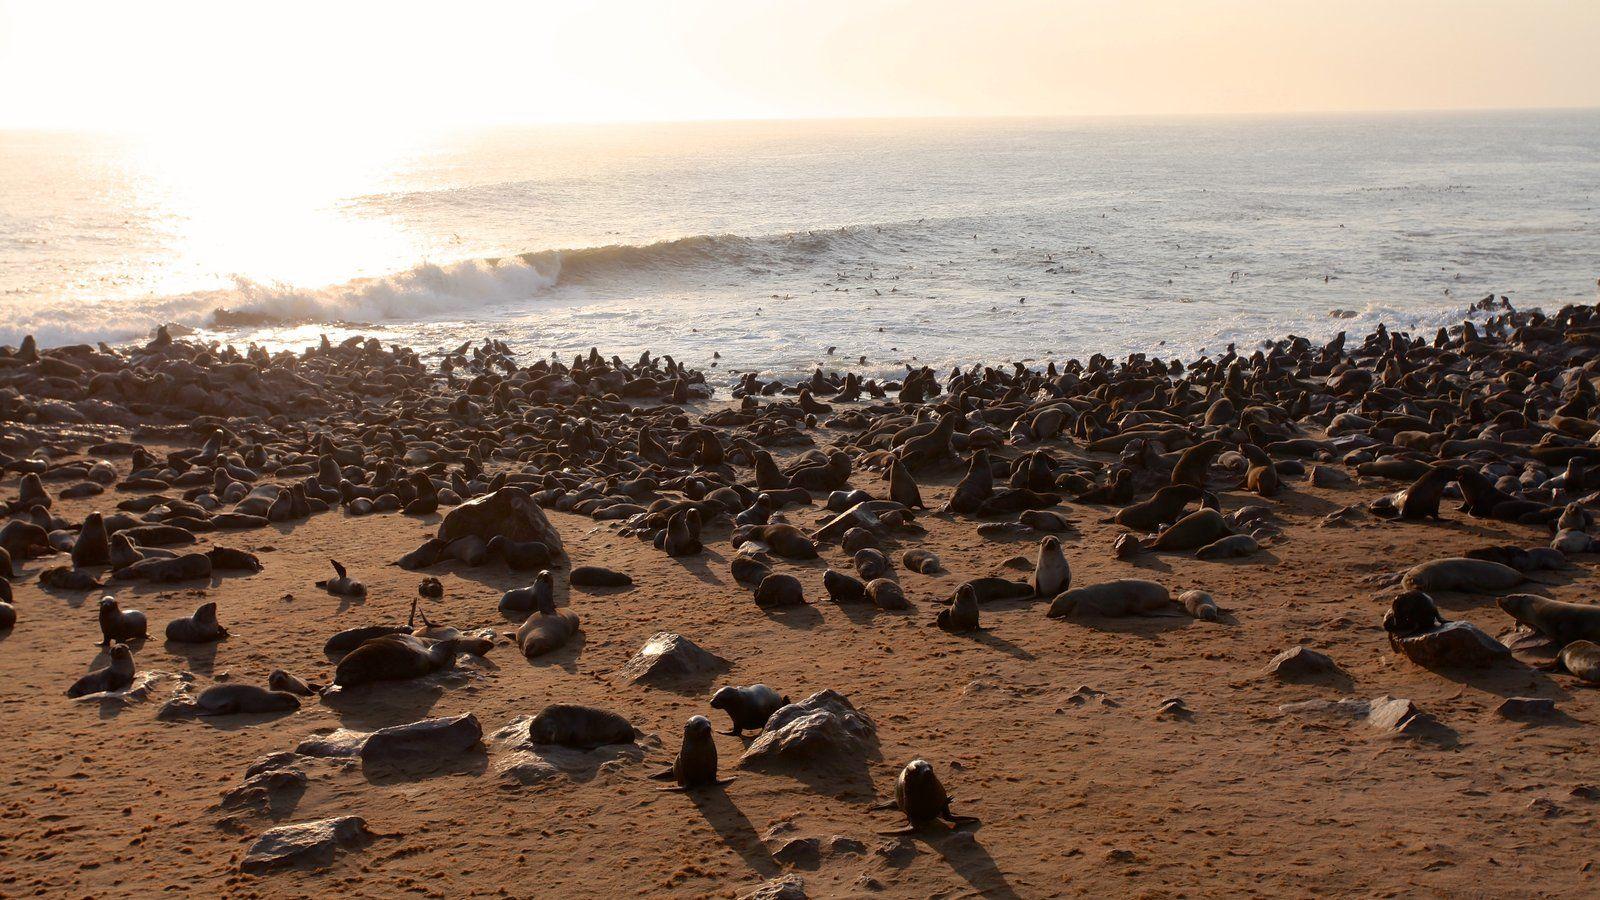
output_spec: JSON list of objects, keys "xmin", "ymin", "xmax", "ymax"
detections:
[{"xmin": 2, "ymin": 0, "xmax": 1597, "ymax": 130}]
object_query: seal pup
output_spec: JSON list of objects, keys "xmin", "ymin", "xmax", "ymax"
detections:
[
  {"xmin": 191, "ymin": 683, "xmax": 301, "ymax": 715},
  {"xmin": 98, "ymin": 596, "xmax": 147, "ymax": 645},
  {"xmin": 871, "ymin": 759, "xmax": 979, "ymax": 835},
  {"xmin": 332, "ymin": 633, "xmax": 489, "ymax": 688},
  {"xmin": 499, "ymin": 570, "xmax": 555, "ymax": 613},
  {"xmin": 486, "ymin": 535, "xmax": 553, "ymax": 571},
  {"xmin": 268, "ymin": 669, "xmax": 325, "ymax": 696},
  {"xmin": 1557, "ymin": 640, "xmax": 1600, "ymax": 683},
  {"xmin": 649, "ymin": 716, "xmax": 735, "ymax": 791},
  {"xmin": 936, "ymin": 584, "xmax": 982, "ymax": 632},
  {"xmin": 316, "ymin": 559, "xmax": 365, "ymax": 596},
  {"xmin": 709, "ymin": 684, "xmax": 788, "ymax": 735},
  {"xmin": 1382, "ymin": 590, "xmax": 1446, "ymax": 639},
  {"xmin": 164, "ymin": 601, "xmax": 229, "ymax": 643},
  {"xmin": 67, "ymin": 643, "xmax": 135, "ymax": 698},
  {"xmin": 527, "ymin": 703, "xmax": 636, "ymax": 748},
  {"xmin": 1031, "ymin": 536, "xmax": 1069, "ymax": 598},
  {"xmin": 504, "ymin": 585, "xmax": 581, "ymax": 657},
  {"xmin": 40, "ymin": 566, "xmax": 104, "ymax": 591}
]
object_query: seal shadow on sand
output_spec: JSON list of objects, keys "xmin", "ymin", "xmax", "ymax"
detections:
[
  {"xmin": 319, "ymin": 681, "xmax": 446, "ymax": 731},
  {"xmin": 362, "ymin": 746, "xmax": 490, "ymax": 786},
  {"xmin": 164, "ymin": 638, "xmax": 223, "ymax": 676},
  {"xmin": 761, "ymin": 603, "xmax": 824, "ymax": 630},
  {"xmin": 511, "ymin": 631, "xmax": 587, "ymax": 674},
  {"xmin": 669, "ymin": 548, "xmax": 726, "ymax": 586},
  {"xmin": 686, "ymin": 786, "xmax": 781, "ymax": 878},
  {"xmin": 920, "ymin": 827, "xmax": 1022, "ymax": 900},
  {"xmin": 196, "ymin": 707, "xmax": 301, "ymax": 731},
  {"xmin": 1059, "ymin": 613, "xmax": 1195, "ymax": 639}
]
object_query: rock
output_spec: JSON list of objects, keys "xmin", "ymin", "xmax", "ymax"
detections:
[
  {"xmin": 436, "ymin": 488, "xmax": 565, "ymax": 561},
  {"xmin": 739, "ymin": 875, "xmax": 807, "ymax": 900},
  {"xmin": 770, "ymin": 836, "xmax": 822, "ymax": 868},
  {"xmin": 740, "ymin": 690, "xmax": 876, "ymax": 766},
  {"xmin": 824, "ymin": 836, "xmax": 866, "ymax": 855},
  {"xmin": 1264, "ymin": 646, "xmax": 1344, "ymax": 682},
  {"xmin": 1390, "ymin": 621, "xmax": 1511, "ymax": 668},
  {"xmin": 219, "ymin": 769, "xmax": 307, "ymax": 813},
  {"xmin": 239, "ymin": 816, "xmax": 376, "ymax": 873},
  {"xmin": 244, "ymin": 751, "xmax": 301, "ymax": 779},
  {"xmin": 619, "ymin": 633, "xmax": 728, "ymax": 686},
  {"xmin": 296, "ymin": 728, "xmax": 371, "ymax": 758},
  {"xmin": 494, "ymin": 751, "xmax": 562, "ymax": 785},
  {"xmin": 360, "ymin": 714, "xmax": 482, "ymax": 764},
  {"xmin": 1496, "ymin": 697, "xmax": 1558, "ymax": 720},
  {"xmin": 570, "ymin": 565, "xmax": 632, "ymax": 587},
  {"xmin": 1281, "ymin": 695, "xmax": 1446, "ymax": 739}
]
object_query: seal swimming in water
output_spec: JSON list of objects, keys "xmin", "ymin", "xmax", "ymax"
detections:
[
  {"xmin": 97, "ymin": 596, "xmax": 147, "ymax": 645},
  {"xmin": 871, "ymin": 759, "xmax": 980, "ymax": 835},
  {"xmin": 649, "ymin": 715, "xmax": 735, "ymax": 790},
  {"xmin": 67, "ymin": 643, "xmax": 135, "ymax": 698},
  {"xmin": 164, "ymin": 602, "xmax": 229, "ymax": 643},
  {"xmin": 709, "ymin": 684, "xmax": 788, "ymax": 735}
]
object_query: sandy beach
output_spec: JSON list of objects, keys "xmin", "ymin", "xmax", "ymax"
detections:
[{"xmin": 2, "ymin": 312, "xmax": 1600, "ymax": 898}]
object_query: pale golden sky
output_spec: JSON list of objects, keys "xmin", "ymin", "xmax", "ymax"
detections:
[{"xmin": 2, "ymin": 0, "xmax": 1597, "ymax": 130}]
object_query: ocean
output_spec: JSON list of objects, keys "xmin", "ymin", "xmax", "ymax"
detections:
[{"xmin": 2, "ymin": 110, "xmax": 1596, "ymax": 381}]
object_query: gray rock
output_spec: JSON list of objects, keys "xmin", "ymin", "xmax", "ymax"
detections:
[
  {"xmin": 619, "ymin": 633, "xmax": 729, "ymax": 686},
  {"xmin": 436, "ymin": 488, "xmax": 565, "ymax": 561},
  {"xmin": 1496, "ymin": 696, "xmax": 1558, "ymax": 720},
  {"xmin": 219, "ymin": 769, "xmax": 307, "ymax": 813},
  {"xmin": 239, "ymin": 816, "xmax": 375, "ymax": 873},
  {"xmin": 739, "ymin": 875, "xmax": 807, "ymax": 900},
  {"xmin": 1281, "ymin": 694, "xmax": 1444, "ymax": 738},
  {"xmin": 295, "ymin": 728, "xmax": 371, "ymax": 758},
  {"xmin": 1391, "ymin": 621, "xmax": 1511, "ymax": 668},
  {"xmin": 1264, "ymin": 646, "xmax": 1344, "ymax": 682},
  {"xmin": 740, "ymin": 690, "xmax": 876, "ymax": 765},
  {"xmin": 360, "ymin": 713, "xmax": 482, "ymax": 763},
  {"xmin": 770, "ymin": 836, "xmax": 822, "ymax": 868}
]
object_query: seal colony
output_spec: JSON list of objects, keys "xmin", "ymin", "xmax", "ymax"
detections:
[{"xmin": 7, "ymin": 296, "xmax": 1600, "ymax": 895}]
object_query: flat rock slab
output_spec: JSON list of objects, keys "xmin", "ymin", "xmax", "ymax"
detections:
[
  {"xmin": 619, "ymin": 632, "xmax": 728, "ymax": 686},
  {"xmin": 1281, "ymin": 695, "xmax": 1448, "ymax": 740},
  {"xmin": 739, "ymin": 875, "xmax": 807, "ymax": 900},
  {"xmin": 239, "ymin": 816, "xmax": 376, "ymax": 873},
  {"xmin": 1496, "ymin": 696, "xmax": 1559, "ymax": 720},
  {"xmin": 741, "ymin": 690, "xmax": 876, "ymax": 766},
  {"xmin": 1392, "ymin": 621, "xmax": 1511, "ymax": 668}
]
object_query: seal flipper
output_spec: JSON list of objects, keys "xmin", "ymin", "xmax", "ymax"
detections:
[
  {"xmin": 876, "ymin": 824, "xmax": 920, "ymax": 836},
  {"xmin": 648, "ymin": 767, "xmax": 677, "ymax": 781},
  {"xmin": 867, "ymin": 799, "xmax": 899, "ymax": 812},
  {"xmin": 331, "ymin": 559, "xmax": 348, "ymax": 580}
]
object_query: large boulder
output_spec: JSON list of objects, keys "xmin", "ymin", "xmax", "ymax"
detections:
[
  {"xmin": 740, "ymin": 690, "xmax": 876, "ymax": 766},
  {"xmin": 619, "ymin": 633, "xmax": 728, "ymax": 687},
  {"xmin": 436, "ymin": 488, "xmax": 565, "ymax": 561},
  {"xmin": 1390, "ymin": 621, "xmax": 1510, "ymax": 668},
  {"xmin": 239, "ymin": 816, "xmax": 376, "ymax": 873}
]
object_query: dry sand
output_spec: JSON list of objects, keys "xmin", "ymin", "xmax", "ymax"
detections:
[{"xmin": 4, "ymin": 435, "xmax": 1600, "ymax": 898}]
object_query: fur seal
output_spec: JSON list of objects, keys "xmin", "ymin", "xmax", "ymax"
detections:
[
  {"xmin": 1149, "ymin": 508, "xmax": 1231, "ymax": 552},
  {"xmin": 570, "ymin": 566, "xmax": 633, "ymax": 587},
  {"xmin": 1177, "ymin": 589, "xmax": 1220, "ymax": 621},
  {"xmin": 164, "ymin": 602, "xmax": 229, "ymax": 643},
  {"xmin": 499, "ymin": 570, "xmax": 555, "ymax": 613},
  {"xmin": 206, "ymin": 546, "xmax": 262, "ymax": 572},
  {"xmin": 98, "ymin": 596, "xmax": 147, "ymax": 645},
  {"xmin": 1170, "ymin": 439, "xmax": 1227, "ymax": 488},
  {"xmin": 1557, "ymin": 640, "xmax": 1600, "ymax": 683},
  {"xmin": 1238, "ymin": 444, "xmax": 1280, "ymax": 497},
  {"xmin": 316, "ymin": 559, "xmax": 366, "ymax": 596},
  {"xmin": 332, "ymin": 634, "xmax": 487, "ymax": 688},
  {"xmin": 504, "ymin": 582, "xmax": 581, "ymax": 657},
  {"xmin": 0, "ymin": 600, "xmax": 14, "ymax": 631},
  {"xmin": 1112, "ymin": 485, "xmax": 1207, "ymax": 531},
  {"xmin": 854, "ymin": 548, "xmax": 893, "ymax": 581},
  {"xmin": 1402, "ymin": 558, "xmax": 1524, "ymax": 593},
  {"xmin": 1497, "ymin": 594, "xmax": 1600, "ymax": 646},
  {"xmin": 1047, "ymin": 579, "xmax": 1172, "ymax": 618},
  {"xmin": 901, "ymin": 549, "xmax": 941, "ymax": 574},
  {"xmin": 754, "ymin": 573, "xmax": 806, "ymax": 608},
  {"xmin": 71, "ymin": 512, "xmax": 111, "ymax": 567},
  {"xmin": 731, "ymin": 556, "xmax": 773, "ymax": 586},
  {"xmin": 192, "ymin": 683, "xmax": 301, "ymax": 715},
  {"xmin": 527, "ymin": 703, "xmax": 635, "ymax": 748},
  {"xmin": 67, "ymin": 643, "xmax": 135, "ymax": 698},
  {"xmin": 1019, "ymin": 509, "xmax": 1073, "ymax": 532},
  {"xmin": 650, "ymin": 715, "xmax": 734, "ymax": 790},
  {"xmin": 709, "ymin": 684, "xmax": 788, "ymax": 735},
  {"xmin": 866, "ymin": 578, "xmax": 909, "ymax": 610},
  {"xmin": 888, "ymin": 458, "xmax": 926, "ymax": 509},
  {"xmin": 936, "ymin": 584, "xmax": 982, "ymax": 632},
  {"xmin": 871, "ymin": 759, "xmax": 979, "ymax": 835},
  {"xmin": 268, "ymin": 669, "xmax": 324, "ymax": 696},
  {"xmin": 942, "ymin": 450, "xmax": 994, "ymax": 514},
  {"xmin": 114, "ymin": 552, "xmax": 212, "ymax": 583},
  {"xmin": 322, "ymin": 624, "xmax": 410, "ymax": 657},
  {"xmin": 1194, "ymin": 533, "xmax": 1260, "ymax": 560},
  {"xmin": 1397, "ymin": 466, "xmax": 1456, "ymax": 521},
  {"xmin": 418, "ymin": 576, "xmax": 444, "ymax": 599},
  {"xmin": 823, "ymin": 568, "xmax": 868, "ymax": 603},
  {"xmin": 1382, "ymin": 590, "xmax": 1446, "ymax": 639},
  {"xmin": 40, "ymin": 566, "xmax": 104, "ymax": 591},
  {"xmin": 951, "ymin": 577, "xmax": 1033, "ymax": 604},
  {"xmin": 732, "ymin": 524, "xmax": 818, "ymax": 560},
  {"xmin": 486, "ymin": 531, "xmax": 556, "ymax": 566},
  {"xmin": 1030, "ymin": 536, "xmax": 1070, "ymax": 598}
]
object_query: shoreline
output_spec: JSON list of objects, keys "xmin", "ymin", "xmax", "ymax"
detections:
[{"xmin": 5, "ymin": 303, "xmax": 1600, "ymax": 895}]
